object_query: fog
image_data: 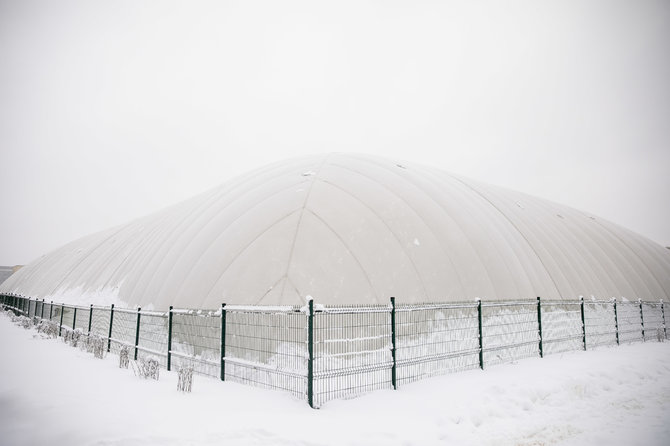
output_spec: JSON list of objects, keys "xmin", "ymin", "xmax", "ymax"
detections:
[{"xmin": 1, "ymin": 0, "xmax": 668, "ymax": 265}]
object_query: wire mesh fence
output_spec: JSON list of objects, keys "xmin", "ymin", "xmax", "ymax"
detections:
[
  {"xmin": 642, "ymin": 302, "xmax": 665, "ymax": 342},
  {"xmin": 584, "ymin": 301, "xmax": 617, "ymax": 349},
  {"xmin": 482, "ymin": 301, "xmax": 540, "ymax": 367},
  {"xmin": 396, "ymin": 302, "xmax": 480, "ymax": 386},
  {"xmin": 225, "ymin": 305, "xmax": 307, "ymax": 401},
  {"xmin": 34, "ymin": 300, "xmax": 43, "ymax": 320},
  {"xmin": 137, "ymin": 310, "xmax": 169, "ymax": 368},
  {"xmin": 541, "ymin": 301, "xmax": 583, "ymax": 355},
  {"xmin": 314, "ymin": 305, "xmax": 391, "ymax": 406},
  {"xmin": 28, "ymin": 299, "xmax": 36, "ymax": 318},
  {"xmin": 90, "ymin": 307, "xmax": 111, "ymax": 338},
  {"xmin": 617, "ymin": 301, "xmax": 643, "ymax": 344},
  {"xmin": 0, "ymin": 293, "xmax": 667, "ymax": 408},
  {"xmin": 61, "ymin": 306, "xmax": 75, "ymax": 331},
  {"xmin": 74, "ymin": 306, "xmax": 91, "ymax": 333},
  {"xmin": 171, "ymin": 309, "xmax": 220, "ymax": 378},
  {"xmin": 109, "ymin": 308, "xmax": 138, "ymax": 354}
]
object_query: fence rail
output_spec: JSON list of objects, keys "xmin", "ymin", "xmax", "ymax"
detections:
[{"xmin": 0, "ymin": 293, "xmax": 666, "ymax": 408}]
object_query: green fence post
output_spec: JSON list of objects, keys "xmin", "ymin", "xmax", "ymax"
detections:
[
  {"xmin": 220, "ymin": 303, "xmax": 226, "ymax": 381},
  {"xmin": 639, "ymin": 300, "xmax": 645, "ymax": 342},
  {"xmin": 478, "ymin": 299, "xmax": 484, "ymax": 369},
  {"xmin": 73, "ymin": 307, "xmax": 77, "ymax": 331},
  {"xmin": 307, "ymin": 299, "xmax": 315, "ymax": 408},
  {"xmin": 59, "ymin": 304, "xmax": 65, "ymax": 337},
  {"xmin": 580, "ymin": 297, "xmax": 586, "ymax": 351},
  {"xmin": 107, "ymin": 304, "xmax": 115, "ymax": 352},
  {"xmin": 88, "ymin": 304, "xmax": 93, "ymax": 334},
  {"xmin": 390, "ymin": 297, "xmax": 397, "ymax": 390},
  {"xmin": 537, "ymin": 296, "xmax": 543, "ymax": 358},
  {"xmin": 49, "ymin": 301, "xmax": 53, "ymax": 320},
  {"xmin": 167, "ymin": 306, "xmax": 174, "ymax": 372},
  {"xmin": 662, "ymin": 300, "xmax": 667, "ymax": 340},
  {"xmin": 613, "ymin": 299, "xmax": 620, "ymax": 346},
  {"xmin": 134, "ymin": 307, "xmax": 142, "ymax": 361},
  {"xmin": 41, "ymin": 299, "xmax": 46, "ymax": 320}
]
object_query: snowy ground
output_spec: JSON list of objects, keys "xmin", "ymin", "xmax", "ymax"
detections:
[{"xmin": 0, "ymin": 310, "xmax": 669, "ymax": 446}]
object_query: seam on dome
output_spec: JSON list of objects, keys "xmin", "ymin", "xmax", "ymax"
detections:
[
  {"xmin": 448, "ymin": 175, "xmax": 564, "ymax": 300},
  {"xmin": 192, "ymin": 208, "xmax": 304, "ymax": 309},
  {"xmin": 121, "ymin": 190, "xmax": 225, "ymax": 301},
  {"xmin": 516, "ymin": 185, "xmax": 627, "ymax": 300},
  {"xmin": 331, "ymin": 158, "xmax": 468, "ymax": 296},
  {"xmin": 20, "ymin": 230, "xmax": 116, "ymax": 297},
  {"xmin": 126, "ymin": 186, "xmax": 242, "ymax": 301},
  {"xmin": 412, "ymin": 169, "xmax": 520, "ymax": 299},
  {"xmin": 303, "ymin": 208, "xmax": 379, "ymax": 302},
  {"xmin": 81, "ymin": 214, "xmax": 174, "ymax": 298},
  {"xmin": 285, "ymin": 275, "xmax": 303, "ymax": 305},
  {"xmin": 159, "ymin": 179, "xmax": 312, "ymax": 303},
  {"xmin": 316, "ymin": 177, "xmax": 430, "ymax": 301},
  {"xmin": 577, "ymin": 218, "xmax": 650, "ymax": 299},
  {"xmin": 255, "ymin": 275, "xmax": 287, "ymax": 304},
  {"xmin": 278, "ymin": 155, "xmax": 331, "ymax": 299},
  {"xmin": 132, "ymin": 160, "xmax": 318, "ymax": 302},
  {"xmin": 465, "ymin": 183, "xmax": 587, "ymax": 299},
  {"xmin": 100, "ymin": 208, "xmax": 179, "ymax": 292},
  {"xmin": 352, "ymin": 155, "xmax": 500, "ymax": 299},
  {"xmin": 590, "ymin": 218, "xmax": 670, "ymax": 300},
  {"xmin": 45, "ymin": 224, "xmax": 131, "ymax": 298}
]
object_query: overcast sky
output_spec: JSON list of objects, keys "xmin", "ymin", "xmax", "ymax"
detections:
[{"xmin": 1, "ymin": 0, "xmax": 669, "ymax": 266}]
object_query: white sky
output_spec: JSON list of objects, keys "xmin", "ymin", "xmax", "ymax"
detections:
[{"xmin": 1, "ymin": 0, "xmax": 669, "ymax": 266}]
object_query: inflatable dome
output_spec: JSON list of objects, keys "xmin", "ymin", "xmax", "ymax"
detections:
[{"xmin": 2, "ymin": 153, "xmax": 669, "ymax": 309}]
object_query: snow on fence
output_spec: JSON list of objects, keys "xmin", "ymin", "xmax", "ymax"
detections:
[{"xmin": 0, "ymin": 294, "xmax": 666, "ymax": 408}]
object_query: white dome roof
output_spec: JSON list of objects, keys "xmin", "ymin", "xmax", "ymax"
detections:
[{"xmin": 2, "ymin": 153, "xmax": 669, "ymax": 309}]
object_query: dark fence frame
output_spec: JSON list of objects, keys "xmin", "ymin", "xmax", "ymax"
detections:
[{"xmin": 0, "ymin": 293, "xmax": 666, "ymax": 408}]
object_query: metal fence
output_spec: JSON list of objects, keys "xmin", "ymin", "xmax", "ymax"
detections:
[{"xmin": 0, "ymin": 293, "xmax": 666, "ymax": 408}]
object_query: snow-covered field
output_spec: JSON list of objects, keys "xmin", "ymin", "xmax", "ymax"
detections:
[{"xmin": 0, "ymin": 310, "xmax": 669, "ymax": 446}]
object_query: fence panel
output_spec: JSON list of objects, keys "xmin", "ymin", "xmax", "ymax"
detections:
[
  {"xmin": 541, "ymin": 301, "xmax": 583, "ymax": 355},
  {"xmin": 90, "ymin": 307, "xmax": 111, "ymax": 338},
  {"xmin": 616, "ymin": 301, "xmax": 642, "ymax": 344},
  {"xmin": 74, "ymin": 306, "xmax": 90, "ymax": 332},
  {"xmin": 48, "ymin": 303, "xmax": 58, "ymax": 322},
  {"xmin": 313, "ymin": 305, "xmax": 391, "ymax": 407},
  {"xmin": 642, "ymin": 302, "xmax": 664, "ymax": 342},
  {"xmin": 171, "ymin": 310, "xmax": 221, "ymax": 378},
  {"xmin": 482, "ymin": 302, "xmax": 539, "ymax": 367},
  {"xmin": 28, "ymin": 300, "xmax": 36, "ymax": 318},
  {"xmin": 137, "ymin": 311, "xmax": 169, "ymax": 367},
  {"xmin": 109, "ymin": 309, "xmax": 138, "ymax": 353},
  {"xmin": 61, "ymin": 306, "xmax": 75, "ymax": 330},
  {"xmin": 396, "ymin": 303, "xmax": 479, "ymax": 385},
  {"xmin": 225, "ymin": 306, "xmax": 307, "ymax": 401},
  {"xmin": 584, "ymin": 301, "xmax": 617, "ymax": 348}
]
